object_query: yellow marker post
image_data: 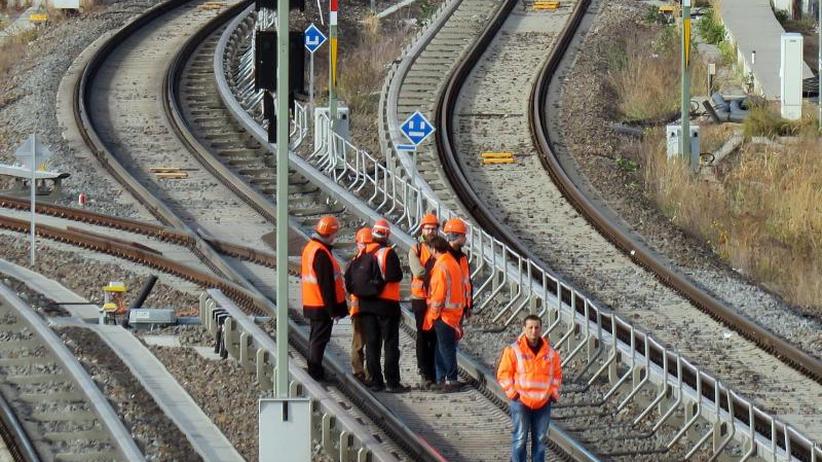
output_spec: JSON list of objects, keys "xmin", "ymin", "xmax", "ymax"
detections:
[{"xmin": 29, "ymin": 13, "xmax": 48, "ymax": 23}]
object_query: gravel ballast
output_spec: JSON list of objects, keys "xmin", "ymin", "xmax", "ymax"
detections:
[
  {"xmin": 0, "ymin": 0, "xmax": 164, "ymax": 218},
  {"xmin": 58, "ymin": 326, "xmax": 201, "ymax": 461}
]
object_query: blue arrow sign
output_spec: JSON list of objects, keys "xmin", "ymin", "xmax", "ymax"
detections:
[
  {"xmin": 399, "ymin": 111, "xmax": 435, "ymax": 146},
  {"xmin": 304, "ymin": 23, "xmax": 327, "ymax": 54}
]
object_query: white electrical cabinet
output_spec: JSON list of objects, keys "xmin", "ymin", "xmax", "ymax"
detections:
[
  {"xmin": 313, "ymin": 106, "xmax": 350, "ymax": 147},
  {"xmin": 665, "ymin": 124, "xmax": 700, "ymax": 159},
  {"xmin": 780, "ymin": 33, "xmax": 803, "ymax": 120}
]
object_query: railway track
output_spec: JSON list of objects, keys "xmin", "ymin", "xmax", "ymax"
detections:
[
  {"xmin": 375, "ymin": 0, "xmax": 822, "ymax": 458},
  {"xmin": 49, "ymin": 0, "xmax": 586, "ymax": 459},
  {"xmin": 0, "ymin": 283, "xmax": 142, "ymax": 461}
]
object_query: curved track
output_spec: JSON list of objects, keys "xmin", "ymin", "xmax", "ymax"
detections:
[{"xmin": 0, "ymin": 283, "xmax": 142, "ymax": 461}]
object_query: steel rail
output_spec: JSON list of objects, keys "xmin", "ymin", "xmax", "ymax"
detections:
[{"xmin": 0, "ymin": 391, "xmax": 39, "ymax": 462}]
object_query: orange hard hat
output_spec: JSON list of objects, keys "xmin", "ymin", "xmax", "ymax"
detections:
[
  {"xmin": 420, "ymin": 213, "xmax": 439, "ymax": 228},
  {"xmin": 443, "ymin": 217, "xmax": 467, "ymax": 235},
  {"xmin": 355, "ymin": 227, "xmax": 373, "ymax": 244},
  {"xmin": 373, "ymin": 218, "xmax": 390, "ymax": 238},
  {"xmin": 315, "ymin": 215, "xmax": 340, "ymax": 236}
]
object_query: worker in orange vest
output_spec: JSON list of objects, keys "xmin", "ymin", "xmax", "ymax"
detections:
[
  {"xmin": 358, "ymin": 218, "xmax": 406, "ymax": 393},
  {"xmin": 422, "ymin": 235, "xmax": 466, "ymax": 393},
  {"xmin": 497, "ymin": 314, "xmax": 562, "ymax": 462},
  {"xmin": 443, "ymin": 218, "xmax": 473, "ymax": 318},
  {"xmin": 346, "ymin": 227, "xmax": 373, "ymax": 383},
  {"xmin": 409, "ymin": 213, "xmax": 440, "ymax": 387},
  {"xmin": 301, "ymin": 216, "xmax": 348, "ymax": 382}
]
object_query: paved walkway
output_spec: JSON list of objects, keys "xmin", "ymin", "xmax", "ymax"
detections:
[
  {"xmin": 719, "ymin": 0, "xmax": 813, "ymax": 99},
  {"xmin": 91, "ymin": 324, "xmax": 245, "ymax": 462},
  {"xmin": 0, "ymin": 258, "xmax": 100, "ymax": 320}
]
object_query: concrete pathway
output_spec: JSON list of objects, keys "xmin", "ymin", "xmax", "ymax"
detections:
[
  {"xmin": 0, "ymin": 258, "xmax": 100, "ymax": 320},
  {"xmin": 719, "ymin": 0, "xmax": 813, "ymax": 99},
  {"xmin": 91, "ymin": 324, "xmax": 245, "ymax": 462}
]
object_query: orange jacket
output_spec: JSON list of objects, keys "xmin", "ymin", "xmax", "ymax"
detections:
[
  {"xmin": 422, "ymin": 252, "xmax": 465, "ymax": 333},
  {"xmin": 410, "ymin": 242, "xmax": 433, "ymax": 299},
  {"xmin": 453, "ymin": 250, "xmax": 472, "ymax": 312},
  {"xmin": 497, "ymin": 335, "xmax": 562, "ymax": 410},
  {"xmin": 302, "ymin": 239, "xmax": 346, "ymax": 312}
]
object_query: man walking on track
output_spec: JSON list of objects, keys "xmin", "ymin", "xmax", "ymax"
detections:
[
  {"xmin": 497, "ymin": 314, "xmax": 562, "ymax": 462},
  {"xmin": 301, "ymin": 216, "xmax": 348, "ymax": 382}
]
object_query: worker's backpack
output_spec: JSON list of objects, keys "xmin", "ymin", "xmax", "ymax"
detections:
[{"xmin": 345, "ymin": 250, "xmax": 385, "ymax": 298}]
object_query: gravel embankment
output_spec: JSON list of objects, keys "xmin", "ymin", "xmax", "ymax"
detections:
[
  {"xmin": 58, "ymin": 326, "xmax": 200, "ymax": 461},
  {"xmin": 0, "ymin": 0, "xmax": 163, "ymax": 218},
  {"xmin": 555, "ymin": 0, "xmax": 821, "ymax": 350},
  {"xmin": 144, "ymin": 327, "xmax": 335, "ymax": 462},
  {"xmin": 0, "ymin": 230, "xmax": 201, "ymax": 312}
]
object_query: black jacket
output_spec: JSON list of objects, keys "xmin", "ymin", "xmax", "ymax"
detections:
[
  {"xmin": 303, "ymin": 238, "xmax": 348, "ymax": 320},
  {"xmin": 358, "ymin": 244, "xmax": 404, "ymax": 317}
]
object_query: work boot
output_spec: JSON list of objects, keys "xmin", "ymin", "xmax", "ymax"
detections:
[
  {"xmin": 436, "ymin": 381, "xmax": 465, "ymax": 394},
  {"xmin": 369, "ymin": 382, "xmax": 385, "ymax": 393},
  {"xmin": 385, "ymin": 384, "xmax": 409, "ymax": 393}
]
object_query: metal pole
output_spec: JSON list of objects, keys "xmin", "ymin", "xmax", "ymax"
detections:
[
  {"xmin": 309, "ymin": 51, "xmax": 314, "ymax": 116},
  {"xmin": 275, "ymin": 0, "xmax": 290, "ymax": 398},
  {"xmin": 29, "ymin": 134, "xmax": 35, "ymax": 267},
  {"xmin": 328, "ymin": 0, "xmax": 338, "ymax": 129},
  {"xmin": 681, "ymin": 0, "xmax": 692, "ymax": 167}
]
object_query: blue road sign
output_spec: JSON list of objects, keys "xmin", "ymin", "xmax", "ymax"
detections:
[
  {"xmin": 304, "ymin": 24, "xmax": 327, "ymax": 54},
  {"xmin": 396, "ymin": 144, "xmax": 417, "ymax": 152},
  {"xmin": 400, "ymin": 111, "xmax": 435, "ymax": 146}
]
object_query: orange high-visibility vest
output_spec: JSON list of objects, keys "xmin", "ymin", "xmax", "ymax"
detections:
[
  {"xmin": 348, "ymin": 243, "xmax": 400, "ymax": 315},
  {"xmin": 497, "ymin": 335, "xmax": 562, "ymax": 410},
  {"xmin": 302, "ymin": 239, "xmax": 346, "ymax": 310},
  {"xmin": 455, "ymin": 252, "xmax": 472, "ymax": 310},
  {"xmin": 375, "ymin": 246, "xmax": 401, "ymax": 301},
  {"xmin": 423, "ymin": 252, "xmax": 465, "ymax": 332},
  {"xmin": 411, "ymin": 242, "xmax": 433, "ymax": 299}
]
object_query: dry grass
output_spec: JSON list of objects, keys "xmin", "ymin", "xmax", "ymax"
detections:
[
  {"xmin": 642, "ymin": 131, "xmax": 822, "ymax": 310},
  {"xmin": 0, "ymin": 27, "xmax": 39, "ymax": 78},
  {"xmin": 607, "ymin": 24, "xmax": 709, "ymax": 122}
]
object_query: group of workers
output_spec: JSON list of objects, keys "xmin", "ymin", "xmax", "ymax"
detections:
[{"xmin": 300, "ymin": 213, "xmax": 562, "ymax": 461}]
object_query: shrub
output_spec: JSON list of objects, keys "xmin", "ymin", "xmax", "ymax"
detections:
[{"xmin": 698, "ymin": 9, "xmax": 726, "ymax": 44}]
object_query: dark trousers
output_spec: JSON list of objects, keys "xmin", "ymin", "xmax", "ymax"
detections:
[
  {"xmin": 412, "ymin": 299, "xmax": 437, "ymax": 381},
  {"xmin": 360, "ymin": 313, "xmax": 401, "ymax": 387},
  {"xmin": 434, "ymin": 318, "xmax": 458, "ymax": 383},
  {"xmin": 308, "ymin": 317, "xmax": 333, "ymax": 380}
]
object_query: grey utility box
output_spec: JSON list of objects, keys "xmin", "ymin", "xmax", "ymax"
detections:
[
  {"xmin": 665, "ymin": 124, "xmax": 700, "ymax": 159},
  {"xmin": 128, "ymin": 309, "xmax": 176, "ymax": 327}
]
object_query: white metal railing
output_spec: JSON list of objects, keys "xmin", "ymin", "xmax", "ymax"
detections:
[{"xmin": 217, "ymin": 8, "xmax": 822, "ymax": 462}]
